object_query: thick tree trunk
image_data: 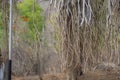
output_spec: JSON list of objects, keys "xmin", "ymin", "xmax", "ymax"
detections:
[{"xmin": 60, "ymin": 1, "xmax": 83, "ymax": 80}]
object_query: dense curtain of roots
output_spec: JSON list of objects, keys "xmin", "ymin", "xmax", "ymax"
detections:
[
  {"xmin": 52, "ymin": 0, "xmax": 120, "ymax": 73},
  {"xmin": 56, "ymin": 0, "xmax": 95, "ymax": 73}
]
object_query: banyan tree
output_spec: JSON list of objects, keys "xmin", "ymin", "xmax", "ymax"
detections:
[
  {"xmin": 51, "ymin": 0, "xmax": 120, "ymax": 80},
  {"xmin": 0, "ymin": 0, "xmax": 120, "ymax": 80}
]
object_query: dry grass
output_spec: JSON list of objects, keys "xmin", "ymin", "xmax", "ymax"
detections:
[{"xmin": 12, "ymin": 68, "xmax": 120, "ymax": 80}]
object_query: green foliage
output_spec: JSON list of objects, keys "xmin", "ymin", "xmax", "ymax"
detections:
[
  {"xmin": 0, "ymin": 11, "xmax": 4, "ymax": 47},
  {"xmin": 50, "ymin": 13, "xmax": 62, "ymax": 53},
  {"xmin": 17, "ymin": 0, "xmax": 44, "ymax": 40},
  {"xmin": 0, "ymin": 11, "xmax": 3, "ymax": 28}
]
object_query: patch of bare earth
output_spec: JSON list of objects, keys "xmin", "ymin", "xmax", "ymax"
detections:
[
  {"xmin": 13, "ymin": 70, "xmax": 120, "ymax": 80},
  {"xmin": 79, "ymin": 70, "xmax": 120, "ymax": 80}
]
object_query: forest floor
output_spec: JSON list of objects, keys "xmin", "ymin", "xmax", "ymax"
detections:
[{"xmin": 12, "ymin": 69, "xmax": 120, "ymax": 80}]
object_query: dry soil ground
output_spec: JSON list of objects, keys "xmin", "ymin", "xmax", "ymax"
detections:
[{"xmin": 12, "ymin": 70, "xmax": 120, "ymax": 80}]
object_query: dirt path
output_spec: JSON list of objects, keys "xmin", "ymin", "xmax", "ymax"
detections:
[
  {"xmin": 79, "ymin": 70, "xmax": 120, "ymax": 80},
  {"xmin": 13, "ymin": 70, "xmax": 120, "ymax": 80}
]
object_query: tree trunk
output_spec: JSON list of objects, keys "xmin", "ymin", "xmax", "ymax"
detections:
[{"xmin": 59, "ymin": 1, "xmax": 83, "ymax": 80}]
